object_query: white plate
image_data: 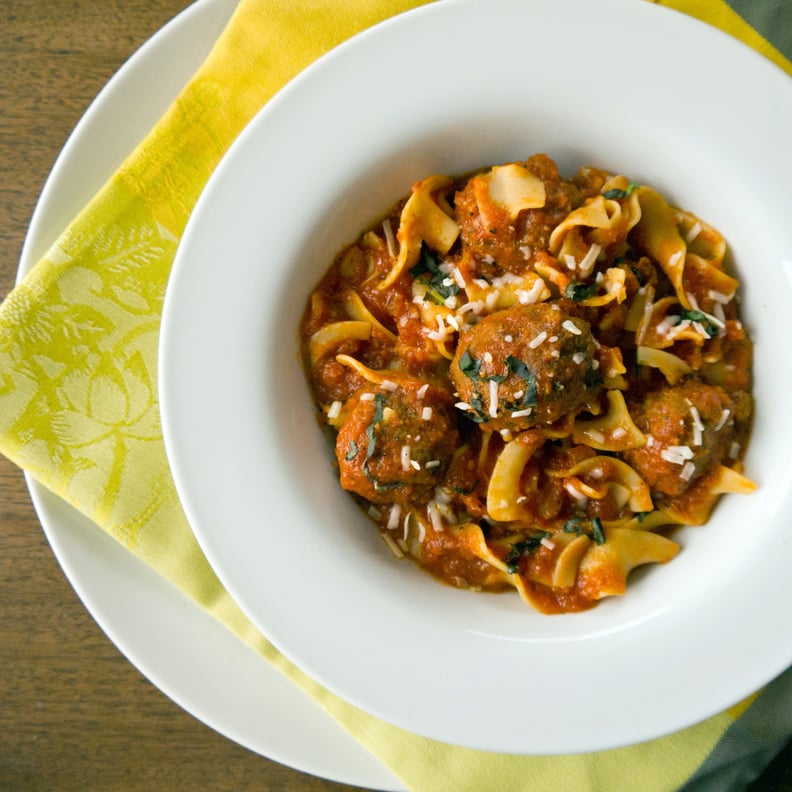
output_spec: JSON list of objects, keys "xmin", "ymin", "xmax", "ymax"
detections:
[
  {"xmin": 18, "ymin": 1, "xmax": 403, "ymax": 789},
  {"xmin": 161, "ymin": 0, "xmax": 792, "ymax": 754}
]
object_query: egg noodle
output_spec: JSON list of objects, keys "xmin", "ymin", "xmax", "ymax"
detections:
[{"xmin": 300, "ymin": 154, "xmax": 754, "ymax": 613}]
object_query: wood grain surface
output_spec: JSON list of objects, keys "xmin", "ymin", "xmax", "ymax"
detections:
[{"xmin": 0, "ymin": 1, "xmax": 790, "ymax": 791}]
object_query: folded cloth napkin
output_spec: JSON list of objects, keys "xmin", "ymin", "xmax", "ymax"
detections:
[{"xmin": 2, "ymin": 0, "xmax": 791, "ymax": 789}]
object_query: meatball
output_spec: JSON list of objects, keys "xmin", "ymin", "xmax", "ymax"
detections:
[
  {"xmin": 622, "ymin": 378, "xmax": 737, "ymax": 497},
  {"xmin": 335, "ymin": 375, "xmax": 458, "ymax": 504},
  {"xmin": 454, "ymin": 154, "xmax": 586, "ymax": 277},
  {"xmin": 449, "ymin": 303, "xmax": 601, "ymax": 433}
]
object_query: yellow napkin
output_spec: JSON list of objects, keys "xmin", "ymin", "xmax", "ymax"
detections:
[{"xmin": 2, "ymin": 1, "xmax": 791, "ymax": 790}]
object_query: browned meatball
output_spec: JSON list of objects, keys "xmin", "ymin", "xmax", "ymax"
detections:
[
  {"xmin": 335, "ymin": 376, "xmax": 458, "ymax": 504},
  {"xmin": 454, "ymin": 154, "xmax": 583, "ymax": 277},
  {"xmin": 622, "ymin": 378, "xmax": 737, "ymax": 497},
  {"xmin": 449, "ymin": 303, "xmax": 602, "ymax": 433}
]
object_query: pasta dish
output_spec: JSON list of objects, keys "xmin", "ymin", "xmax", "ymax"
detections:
[{"xmin": 300, "ymin": 154, "xmax": 754, "ymax": 613}]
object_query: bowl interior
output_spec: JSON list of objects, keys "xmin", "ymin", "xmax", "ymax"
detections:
[{"xmin": 161, "ymin": 0, "xmax": 792, "ymax": 753}]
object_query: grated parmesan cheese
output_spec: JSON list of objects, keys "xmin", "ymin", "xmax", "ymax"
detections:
[
  {"xmin": 685, "ymin": 221, "xmax": 702, "ymax": 244},
  {"xmin": 516, "ymin": 279, "xmax": 547, "ymax": 305},
  {"xmin": 708, "ymin": 289, "xmax": 734, "ymax": 304},
  {"xmin": 680, "ymin": 461, "xmax": 696, "ymax": 481},
  {"xmin": 714, "ymin": 408, "xmax": 731, "ymax": 432},
  {"xmin": 327, "ymin": 400, "xmax": 342, "ymax": 420},
  {"xmin": 562, "ymin": 319, "xmax": 582, "ymax": 335},
  {"xmin": 488, "ymin": 379, "xmax": 499, "ymax": 418},
  {"xmin": 381, "ymin": 379, "xmax": 398, "ymax": 392},
  {"xmin": 690, "ymin": 405, "xmax": 704, "ymax": 446},
  {"xmin": 421, "ymin": 406, "xmax": 433, "ymax": 421},
  {"xmin": 529, "ymin": 331, "xmax": 548, "ymax": 349},
  {"xmin": 382, "ymin": 218, "xmax": 397, "ymax": 259},
  {"xmin": 661, "ymin": 445, "xmax": 694, "ymax": 465},
  {"xmin": 578, "ymin": 243, "xmax": 602, "ymax": 278},
  {"xmin": 459, "ymin": 300, "xmax": 485, "ymax": 315},
  {"xmin": 427, "ymin": 500, "xmax": 445, "ymax": 532},
  {"xmin": 387, "ymin": 503, "xmax": 402, "ymax": 530},
  {"xmin": 381, "ymin": 532, "xmax": 404, "ymax": 558}
]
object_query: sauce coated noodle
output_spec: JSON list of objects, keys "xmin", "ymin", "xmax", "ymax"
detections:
[{"xmin": 300, "ymin": 154, "xmax": 754, "ymax": 613}]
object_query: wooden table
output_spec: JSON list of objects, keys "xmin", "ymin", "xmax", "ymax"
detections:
[{"xmin": 1, "ymin": 2, "xmax": 790, "ymax": 790}]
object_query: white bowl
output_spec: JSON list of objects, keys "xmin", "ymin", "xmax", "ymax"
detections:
[{"xmin": 160, "ymin": 0, "xmax": 792, "ymax": 754}]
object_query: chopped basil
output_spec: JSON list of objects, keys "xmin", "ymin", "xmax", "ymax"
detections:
[
  {"xmin": 364, "ymin": 469, "xmax": 400, "ymax": 491},
  {"xmin": 562, "ymin": 518, "xmax": 585, "ymax": 536},
  {"xmin": 504, "ymin": 531, "xmax": 551, "ymax": 574},
  {"xmin": 409, "ymin": 245, "xmax": 459, "ymax": 303},
  {"xmin": 467, "ymin": 394, "xmax": 489, "ymax": 424},
  {"xmin": 584, "ymin": 361, "xmax": 603, "ymax": 390},
  {"xmin": 677, "ymin": 308, "xmax": 718, "ymax": 338},
  {"xmin": 362, "ymin": 393, "xmax": 399, "ymax": 490},
  {"xmin": 602, "ymin": 181, "xmax": 638, "ymax": 200},
  {"xmin": 627, "ymin": 263, "xmax": 647, "ymax": 286},
  {"xmin": 365, "ymin": 393, "xmax": 385, "ymax": 461},
  {"xmin": 505, "ymin": 355, "xmax": 538, "ymax": 407},
  {"xmin": 591, "ymin": 516, "xmax": 606, "ymax": 545},
  {"xmin": 562, "ymin": 516, "xmax": 606, "ymax": 544},
  {"xmin": 458, "ymin": 348, "xmax": 482, "ymax": 380},
  {"xmin": 565, "ymin": 281, "xmax": 597, "ymax": 302},
  {"xmin": 344, "ymin": 440, "xmax": 358, "ymax": 461}
]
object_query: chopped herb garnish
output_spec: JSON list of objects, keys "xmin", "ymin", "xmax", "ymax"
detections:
[
  {"xmin": 506, "ymin": 355, "xmax": 538, "ymax": 407},
  {"xmin": 603, "ymin": 181, "xmax": 638, "ymax": 200},
  {"xmin": 363, "ymin": 469, "xmax": 400, "ymax": 491},
  {"xmin": 504, "ymin": 532, "xmax": 551, "ymax": 573},
  {"xmin": 562, "ymin": 517, "xmax": 606, "ymax": 544},
  {"xmin": 344, "ymin": 440, "xmax": 358, "ymax": 461},
  {"xmin": 562, "ymin": 518, "xmax": 585, "ymax": 536},
  {"xmin": 565, "ymin": 281, "xmax": 597, "ymax": 302},
  {"xmin": 584, "ymin": 361, "xmax": 604, "ymax": 389},
  {"xmin": 409, "ymin": 244, "xmax": 459, "ymax": 304},
  {"xmin": 362, "ymin": 393, "xmax": 399, "ymax": 490},
  {"xmin": 365, "ymin": 393, "xmax": 385, "ymax": 461},
  {"xmin": 677, "ymin": 308, "xmax": 718, "ymax": 338},
  {"xmin": 468, "ymin": 394, "xmax": 489, "ymax": 424},
  {"xmin": 458, "ymin": 348, "xmax": 482, "ymax": 381},
  {"xmin": 591, "ymin": 516, "xmax": 606, "ymax": 545},
  {"xmin": 628, "ymin": 263, "xmax": 647, "ymax": 286}
]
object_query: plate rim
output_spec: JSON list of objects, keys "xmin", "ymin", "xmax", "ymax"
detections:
[{"xmin": 16, "ymin": 0, "xmax": 404, "ymax": 788}]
